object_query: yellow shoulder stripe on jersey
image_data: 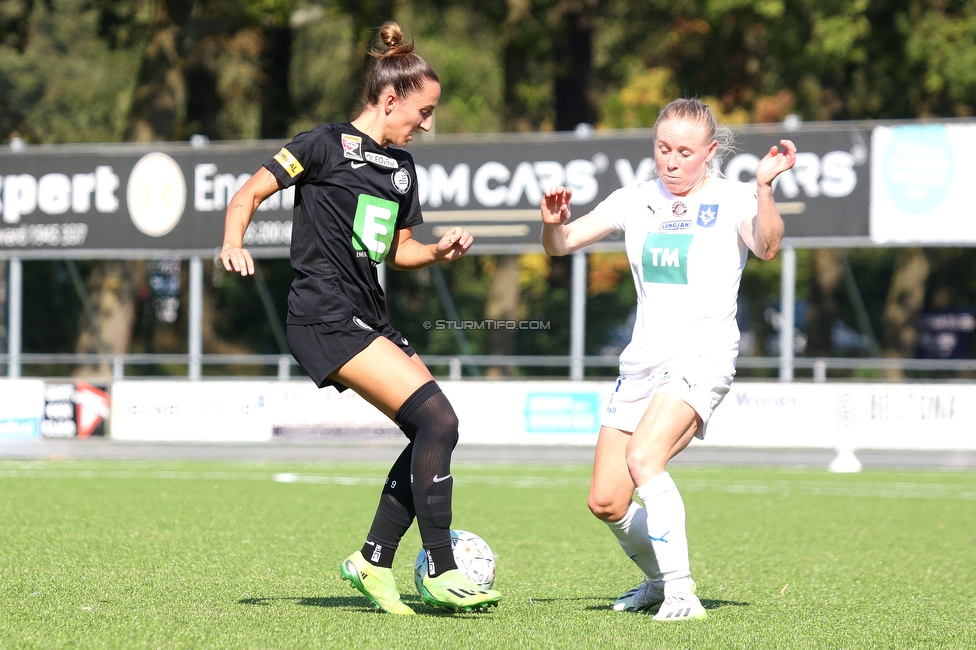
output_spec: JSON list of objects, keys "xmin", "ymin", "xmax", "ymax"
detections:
[{"xmin": 274, "ymin": 147, "xmax": 305, "ymax": 178}]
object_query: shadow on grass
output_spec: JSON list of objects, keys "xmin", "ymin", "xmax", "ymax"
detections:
[
  {"xmin": 700, "ymin": 598, "xmax": 749, "ymax": 610},
  {"xmin": 582, "ymin": 597, "xmax": 749, "ymax": 612},
  {"xmin": 239, "ymin": 596, "xmax": 375, "ymax": 612},
  {"xmin": 238, "ymin": 595, "xmax": 498, "ymax": 617}
]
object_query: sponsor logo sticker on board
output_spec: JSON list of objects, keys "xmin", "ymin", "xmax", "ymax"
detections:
[
  {"xmin": 525, "ymin": 392, "xmax": 601, "ymax": 434},
  {"xmin": 127, "ymin": 152, "xmax": 186, "ymax": 237}
]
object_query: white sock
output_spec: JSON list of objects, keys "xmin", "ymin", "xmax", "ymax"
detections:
[
  {"xmin": 635, "ymin": 471, "xmax": 692, "ymax": 593},
  {"xmin": 604, "ymin": 501, "xmax": 662, "ymax": 580}
]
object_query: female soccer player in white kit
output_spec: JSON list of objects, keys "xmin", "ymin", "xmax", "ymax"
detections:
[{"xmin": 540, "ymin": 98, "xmax": 797, "ymax": 621}]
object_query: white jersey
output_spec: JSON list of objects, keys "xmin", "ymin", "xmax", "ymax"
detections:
[{"xmin": 592, "ymin": 176, "xmax": 757, "ymax": 377}]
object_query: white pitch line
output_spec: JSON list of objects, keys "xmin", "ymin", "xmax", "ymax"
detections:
[
  {"xmin": 272, "ymin": 474, "xmax": 976, "ymax": 499},
  {"xmin": 271, "ymin": 473, "xmax": 379, "ymax": 486},
  {"xmin": 0, "ymin": 469, "xmax": 280, "ymax": 482},
  {"xmin": 2, "ymin": 468, "xmax": 974, "ymax": 500},
  {"xmin": 679, "ymin": 479, "xmax": 976, "ymax": 500}
]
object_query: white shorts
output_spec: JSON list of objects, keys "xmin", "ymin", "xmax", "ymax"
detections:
[{"xmin": 601, "ymin": 360, "xmax": 734, "ymax": 439}]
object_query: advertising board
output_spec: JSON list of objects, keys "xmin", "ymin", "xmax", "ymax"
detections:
[
  {"xmin": 60, "ymin": 379, "xmax": 976, "ymax": 451},
  {"xmin": 0, "ymin": 123, "xmax": 873, "ymax": 257},
  {"xmin": 0, "ymin": 379, "xmax": 45, "ymax": 440},
  {"xmin": 871, "ymin": 123, "xmax": 976, "ymax": 244}
]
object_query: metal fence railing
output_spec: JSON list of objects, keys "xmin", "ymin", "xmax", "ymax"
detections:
[{"xmin": 3, "ymin": 353, "xmax": 975, "ymax": 383}]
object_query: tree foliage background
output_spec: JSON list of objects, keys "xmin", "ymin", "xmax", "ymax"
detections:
[{"xmin": 2, "ymin": 0, "xmax": 975, "ymax": 377}]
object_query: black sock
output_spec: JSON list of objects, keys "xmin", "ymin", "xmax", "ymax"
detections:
[
  {"xmin": 362, "ymin": 442, "xmax": 416, "ymax": 567},
  {"xmin": 396, "ymin": 381, "xmax": 459, "ymax": 573},
  {"xmin": 426, "ymin": 545, "xmax": 456, "ymax": 578},
  {"xmin": 360, "ymin": 540, "xmax": 396, "ymax": 568}
]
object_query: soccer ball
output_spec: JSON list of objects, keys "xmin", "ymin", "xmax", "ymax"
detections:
[{"xmin": 413, "ymin": 529, "xmax": 496, "ymax": 592}]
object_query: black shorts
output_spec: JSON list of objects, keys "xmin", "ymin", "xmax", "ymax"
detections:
[{"xmin": 286, "ymin": 316, "xmax": 417, "ymax": 392}]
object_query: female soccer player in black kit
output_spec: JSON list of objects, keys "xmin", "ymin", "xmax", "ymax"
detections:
[{"xmin": 220, "ymin": 22, "xmax": 500, "ymax": 615}]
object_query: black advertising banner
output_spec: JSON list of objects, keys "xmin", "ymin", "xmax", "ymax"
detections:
[
  {"xmin": 409, "ymin": 126, "xmax": 871, "ymax": 250},
  {"xmin": 0, "ymin": 124, "xmax": 871, "ymax": 258},
  {"xmin": 0, "ymin": 143, "xmax": 287, "ymax": 257}
]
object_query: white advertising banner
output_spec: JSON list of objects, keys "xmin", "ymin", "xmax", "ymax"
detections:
[
  {"xmin": 268, "ymin": 381, "xmax": 399, "ymax": 436},
  {"xmin": 706, "ymin": 382, "xmax": 976, "ymax": 450},
  {"xmin": 705, "ymin": 383, "xmax": 836, "ymax": 448},
  {"xmin": 870, "ymin": 123, "xmax": 976, "ymax": 244},
  {"xmin": 0, "ymin": 379, "xmax": 45, "ymax": 440},
  {"xmin": 110, "ymin": 381, "xmax": 273, "ymax": 442},
  {"xmin": 266, "ymin": 380, "xmax": 611, "ymax": 446},
  {"xmin": 830, "ymin": 383, "xmax": 974, "ymax": 451},
  {"xmin": 444, "ymin": 381, "xmax": 609, "ymax": 446},
  {"xmin": 104, "ymin": 379, "xmax": 976, "ymax": 451}
]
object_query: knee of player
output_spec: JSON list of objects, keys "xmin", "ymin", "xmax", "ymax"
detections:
[
  {"xmin": 430, "ymin": 403, "xmax": 459, "ymax": 447},
  {"xmin": 624, "ymin": 444, "xmax": 663, "ymax": 481},
  {"xmin": 424, "ymin": 388, "xmax": 458, "ymax": 422},
  {"xmin": 587, "ymin": 490, "xmax": 626, "ymax": 521},
  {"xmin": 441, "ymin": 404, "xmax": 460, "ymax": 435},
  {"xmin": 398, "ymin": 384, "xmax": 460, "ymax": 446},
  {"xmin": 432, "ymin": 397, "xmax": 459, "ymax": 445}
]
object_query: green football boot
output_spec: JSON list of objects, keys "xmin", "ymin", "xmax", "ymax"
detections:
[
  {"xmin": 339, "ymin": 551, "xmax": 415, "ymax": 616},
  {"xmin": 419, "ymin": 569, "xmax": 502, "ymax": 612}
]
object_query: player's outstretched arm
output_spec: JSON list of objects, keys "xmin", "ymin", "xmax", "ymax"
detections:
[
  {"xmin": 386, "ymin": 226, "xmax": 473, "ymax": 271},
  {"xmin": 743, "ymin": 139, "xmax": 796, "ymax": 261},
  {"xmin": 540, "ymin": 186, "xmax": 613, "ymax": 257},
  {"xmin": 220, "ymin": 167, "xmax": 284, "ymax": 276}
]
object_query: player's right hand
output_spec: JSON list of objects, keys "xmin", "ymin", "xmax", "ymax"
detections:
[
  {"xmin": 542, "ymin": 187, "xmax": 573, "ymax": 225},
  {"xmin": 220, "ymin": 246, "xmax": 255, "ymax": 276}
]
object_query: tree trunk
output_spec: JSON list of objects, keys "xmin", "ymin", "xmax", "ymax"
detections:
[
  {"xmin": 338, "ymin": 0, "xmax": 397, "ymax": 119},
  {"xmin": 881, "ymin": 248, "xmax": 929, "ymax": 379},
  {"xmin": 79, "ymin": 0, "xmax": 191, "ymax": 378},
  {"xmin": 124, "ymin": 0, "xmax": 193, "ymax": 142},
  {"xmin": 484, "ymin": 255, "xmax": 521, "ymax": 377},
  {"xmin": 259, "ymin": 24, "xmax": 294, "ymax": 139},
  {"xmin": 501, "ymin": 0, "xmax": 537, "ymax": 132},
  {"xmin": 74, "ymin": 261, "xmax": 146, "ymax": 378},
  {"xmin": 184, "ymin": 34, "xmax": 223, "ymax": 139},
  {"xmin": 805, "ymin": 249, "xmax": 843, "ymax": 356},
  {"xmin": 552, "ymin": 1, "xmax": 598, "ymax": 131}
]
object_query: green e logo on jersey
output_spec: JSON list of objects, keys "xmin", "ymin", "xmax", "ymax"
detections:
[
  {"xmin": 353, "ymin": 194, "xmax": 400, "ymax": 263},
  {"xmin": 641, "ymin": 233, "xmax": 693, "ymax": 284}
]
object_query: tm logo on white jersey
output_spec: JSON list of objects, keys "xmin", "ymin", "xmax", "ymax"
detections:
[{"xmin": 641, "ymin": 233, "xmax": 693, "ymax": 285}]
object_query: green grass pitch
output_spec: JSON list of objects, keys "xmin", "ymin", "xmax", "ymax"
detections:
[{"xmin": 1, "ymin": 458, "xmax": 974, "ymax": 649}]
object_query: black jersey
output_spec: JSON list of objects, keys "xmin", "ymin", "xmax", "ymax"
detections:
[{"xmin": 264, "ymin": 122, "xmax": 424, "ymax": 325}]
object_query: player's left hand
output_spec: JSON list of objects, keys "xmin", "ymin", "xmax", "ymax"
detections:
[
  {"xmin": 435, "ymin": 226, "xmax": 473, "ymax": 262},
  {"xmin": 220, "ymin": 245, "xmax": 255, "ymax": 276},
  {"xmin": 756, "ymin": 139, "xmax": 797, "ymax": 188}
]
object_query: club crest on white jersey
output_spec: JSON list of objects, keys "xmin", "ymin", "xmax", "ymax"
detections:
[{"xmin": 697, "ymin": 204, "xmax": 718, "ymax": 227}]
